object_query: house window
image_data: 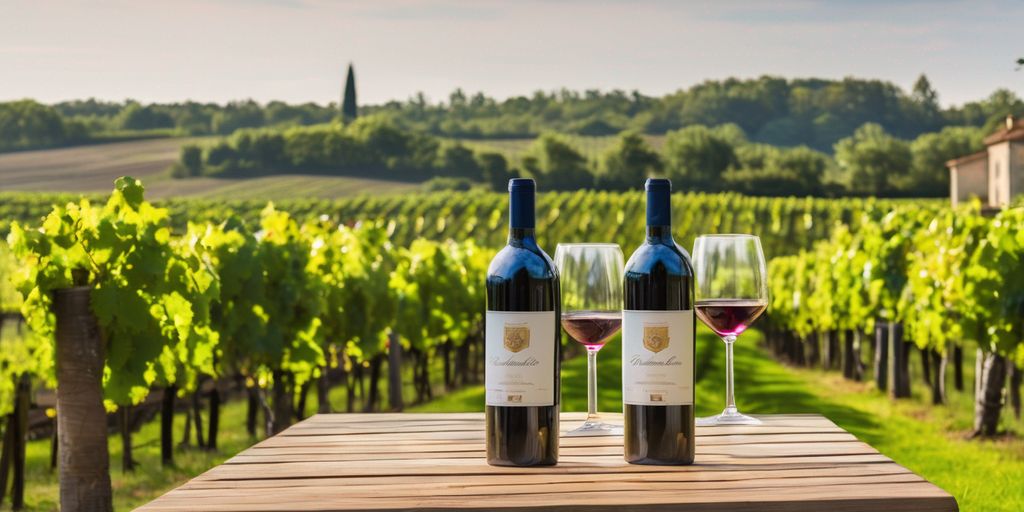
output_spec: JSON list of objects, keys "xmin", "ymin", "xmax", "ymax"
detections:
[{"xmin": 994, "ymin": 162, "xmax": 1002, "ymax": 202}]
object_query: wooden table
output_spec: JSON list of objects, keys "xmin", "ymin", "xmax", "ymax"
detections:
[{"xmin": 139, "ymin": 412, "xmax": 957, "ymax": 511}]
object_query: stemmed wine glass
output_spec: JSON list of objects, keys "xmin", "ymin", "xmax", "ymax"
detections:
[
  {"xmin": 554, "ymin": 243, "xmax": 624, "ymax": 436},
  {"xmin": 692, "ymin": 235, "xmax": 768, "ymax": 426}
]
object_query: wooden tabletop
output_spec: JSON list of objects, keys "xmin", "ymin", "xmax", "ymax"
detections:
[{"xmin": 139, "ymin": 412, "xmax": 957, "ymax": 511}]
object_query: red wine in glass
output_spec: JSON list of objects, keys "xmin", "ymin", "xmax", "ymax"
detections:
[
  {"xmin": 695, "ymin": 299, "xmax": 767, "ymax": 337},
  {"xmin": 561, "ymin": 311, "xmax": 621, "ymax": 351}
]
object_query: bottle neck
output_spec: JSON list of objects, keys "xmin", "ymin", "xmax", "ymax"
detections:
[
  {"xmin": 646, "ymin": 184, "xmax": 672, "ymax": 243},
  {"xmin": 508, "ymin": 182, "xmax": 536, "ymax": 242},
  {"xmin": 509, "ymin": 227, "xmax": 537, "ymax": 244},
  {"xmin": 646, "ymin": 224, "xmax": 674, "ymax": 243}
]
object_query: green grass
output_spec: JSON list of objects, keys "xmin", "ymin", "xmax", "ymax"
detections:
[
  {"xmin": 9, "ymin": 329, "xmax": 1023, "ymax": 511},
  {"xmin": 19, "ymin": 390, "xmax": 254, "ymax": 511}
]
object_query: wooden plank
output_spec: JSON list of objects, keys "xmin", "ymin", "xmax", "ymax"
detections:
[
  {"xmin": 140, "ymin": 483, "xmax": 954, "ymax": 512},
  {"xmin": 137, "ymin": 413, "xmax": 957, "ymax": 512},
  {"xmin": 281, "ymin": 413, "xmax": 842, "ymax": 436},
  {"xmin": 260, "ymin": 425, "xmax": 849, "ymax": 445},
  {"xmin": 194, "ymin": 454, "xmax": 897, "ymax": 482},
  {"xmin": 274, "ymin": 426, "xmax": 850, "ymax": 438},
  {"xmin": 180, "ymin": 465, "xmax": 916, "ymax": 490},
  {"xmin": 292, "ymin": 412, "xmax": 835, "ymax": 425},
  {"xmin": 158, "ymin": 473, "xmax": 932, "ymax": 499},
  {"xmin": 226, "ymin": 441, "xmax": 879, "ymax": 463},
  {"xmin": 239, "ymin": 432, "xmax": 859, "ymax": 456}
]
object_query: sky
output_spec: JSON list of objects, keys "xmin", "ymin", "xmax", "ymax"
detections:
[{"xmin": 1, "ymin": 0, "xmax": 1022, "ymax": 107}]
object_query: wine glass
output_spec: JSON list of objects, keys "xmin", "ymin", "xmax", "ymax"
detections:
[
  {"xmin": 692, "ymin": 235, "xmax": 768, "ymax": 426},
  {"xmin": 554, "ymin": 243, "xmax": 624, "ymax": 436}
]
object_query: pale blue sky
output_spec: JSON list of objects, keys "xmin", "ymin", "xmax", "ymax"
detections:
[{"xmin": 1, "ymin": 0, "xmax": 1021, "ymax": 106}]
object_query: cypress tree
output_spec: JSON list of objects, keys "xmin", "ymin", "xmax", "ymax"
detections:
[{"xmin": 342, "ymin": 64, "xmax": 358, "ymax": 121}]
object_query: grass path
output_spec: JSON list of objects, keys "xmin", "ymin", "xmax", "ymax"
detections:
[{"xmin": 11, "ymin": 329, "xmax": 1023, "ymax": 511}]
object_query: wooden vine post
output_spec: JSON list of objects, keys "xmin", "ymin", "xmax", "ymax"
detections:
[
  {"xmin": 160, "ymin": 384, "xmax": 176, "ymax": 466},
  {"xmin": 54, "ymin": 286, "xmax": 112, "ymax": 512},
  {"xmin": 388, "ymin": 329, "xmax": 404, "ymax": 411},
  {"xmin": 973, "ymin": 349, "xmax": 1007, "ymax": 436},
  {"xmin": 11, "ymin": 373, "xmax": 29, "ymax": 510},
  {"xmin": 0, "ymin": 373, "xmax": 30, "ymax": 510},
  {"xmin": 873, "ymin": 322, "xmax": 888, "ymax": 392},
  {"xmin": 887, "ymin": 322, "xmax": 911, "ymax": 399}
]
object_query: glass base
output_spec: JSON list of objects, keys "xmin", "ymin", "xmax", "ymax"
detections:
[
  {"xmin": 565, "ymin": 419, "xmax": 623, "ymax": 437},
  {"xmin": 697, "ymin": 409, "xmax": 762, "ymax": 426}
]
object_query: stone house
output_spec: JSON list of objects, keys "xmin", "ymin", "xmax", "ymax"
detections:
[{"xmin": 947, "ymin": 115, "xmax": 1024, "ymax": 208}]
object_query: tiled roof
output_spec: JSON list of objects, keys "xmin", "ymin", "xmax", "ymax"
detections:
[
  {"xmin": 984, "ymin": 116, "xmax": 1024, "ymax": 145},
  {"xmin": 946, "ymin": 150, "xmax": 988, "ymax": 168}
]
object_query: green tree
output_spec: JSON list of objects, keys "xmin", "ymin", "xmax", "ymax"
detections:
[
  {"xmin": 910, "ymin": 74, "xmax": 942, "ymax": 132},
  {"xmin": 0, "ymin": 100, "xmax": 68, "ymax": 151},
  {"xmin": 205, "ymin": 141, "xmax": 238, "ymax": 171},
  {"xmin": 116, "ymin": 103, "xmax": 174, "ymax": 131},
  {"xmin": 435, "ymin": 142, "xmax": 482, "ymax": 180},
  {"xmin": 755, "ymin": 116, "xmax": 809, "ymax": 146},
  {"xmin": 476, "ymin": 151, "xmax": 514, "ymax": 191},
  {"xmin": 711, "ymin": 123, "xmax": 748, "ymax": 147},
  {"xmin": 522, "ymin": 133, "xmax": 593, "ymax": 190},
  {"xmin": 211, "ymin": 101, "xmax": 265, "ymax": 135},
  {"xmin": 170, "ymin": 145, "xmax": 200, "ymax": 179},
  {"xmin": 834, "ymin": 123, "xmax": 912, "ymax": 195},
  {"xmin": 347, "ymin": 116, "xmax": 438, "ymax": 176},
  {"xmin": 229, "ymin": 129, "xmax": 287, "ymax": 170},
  {"xmin": 570, "ymin": 116, "xmax": 622, "ymax": 136},
  {"xmin": 906, "ymin": 126, "xmax": 984, "ymax": 196},
  {"xmin": 597, "ymin": 131, "xmax": 661, "ymax": 190},
  {"xmin": 733, "ymin": 143, "xmax": 777, "ymax": 171},
  {"xmin": 181, "ymin": 145, "xmax": 204, "ymax": 177},
  {"xmin": 662, "ymin": 125, "xmax": 737, "ymax": 189},
  {"xmin": 342, "ymin": 63, "xmax": 358, "ymax": 122},
  {"xmin": 946, "ymin": 89, "xmax": 1024, "ymax": 127},
  {"xmin": 724, "ymin": 145, "xmax": 827, "ymax": 196},
  {"xmin": 912, "ymin": 74, "xmax": 939, "ymax": 111},
  {"xmin": 771, "ymin": 146, "xmax": 829, "ymax": 190}
]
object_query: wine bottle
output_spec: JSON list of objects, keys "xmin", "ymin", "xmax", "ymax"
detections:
[
  {"xmin": 485, "ymin": 178, "xmax": 560, "ymax": 466},
  {"xmin": 622, "ymin": 178, "xmax": 696, "ymax": 465}
]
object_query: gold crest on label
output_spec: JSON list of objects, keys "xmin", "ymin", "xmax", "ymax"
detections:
[
  {"xmin": 643, "ymin": 324, "xmax": 669, "ymax": 353},
  {"xmin": 503, "ymin": 324, "xmax": 530, "ymax": 353}
]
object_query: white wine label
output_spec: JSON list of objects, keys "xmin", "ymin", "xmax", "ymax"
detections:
[
  {"xmin": 485, "ymin": 311, "xmax": 556, "ymax": 407},
  {"xmin": 622, "ymin": 310, "xmax": 694, "ymax": 406}
]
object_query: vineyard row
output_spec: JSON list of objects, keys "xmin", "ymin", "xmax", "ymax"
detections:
[{"xmin": 763, "ymin": 203, "xmax": 1024, "ymax": 435}]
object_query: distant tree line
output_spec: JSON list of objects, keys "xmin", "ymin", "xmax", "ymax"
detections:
[
  {"xmin": 514, "ymin": 122, "xmax": 986, "ymax": 197},
  {"xmin": 170, "ymin": 118, "xmax": 517, "ymax": 191},
  {"xmin": 0, "ymin": 100, "xmax": 91, "ymax": 152},
  {"xmin": 172, "ymin": 114, "xmax": 990, "ymax": 197},
  {"xmin": 0, "ymin": 98, "xmax": 340, "ymax": 152},
  {"xmin": 368, "ymin": 75, "xmax": 1022, "ymax": 151},
  {"xmin": 2, "ymin": 74, "xmax": 1021, "ymax": 154}
]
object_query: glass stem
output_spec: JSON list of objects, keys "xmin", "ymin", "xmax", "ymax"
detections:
[
  {"xmin": 723, "ymin": 335, "xmax": 738, "ymax": 416},
  {"xmin": 586, "ymin": 350, "xmax": 598, "ymax": 421}
]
